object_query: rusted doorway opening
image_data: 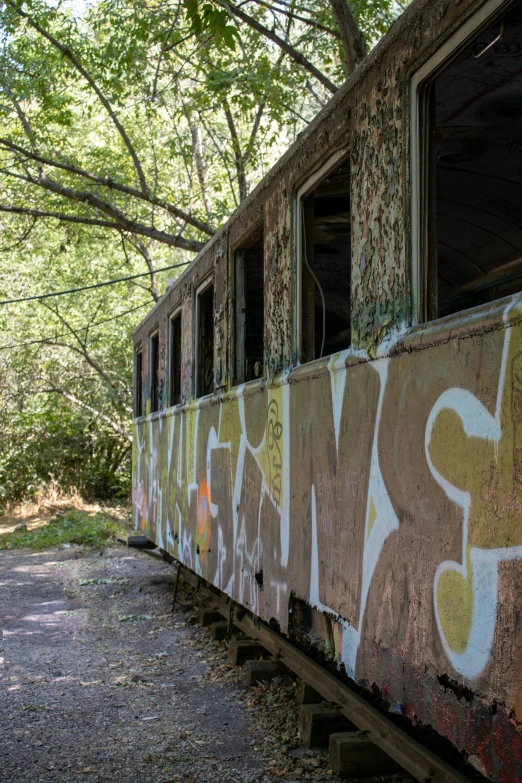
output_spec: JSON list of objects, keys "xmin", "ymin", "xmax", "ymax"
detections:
[
  {"xmin": 300, "ymin": 157, "xmax": 351, "ymax": 363},
  {"xmin": 234, "ymin": 226, "xmax": 264, "ymax": 384},
  {"xmin": 150, "ymin": 332, "xmax": 160, "ymax": 412},
  {"xmin": 169, "ymin": 311, "xmax": 182, "ymax": 406},
  {"xmin": 423, "ymin": 1, "xmax": 522, "ymax": 320},
  {"xmin": 196, "ymin": 282, "xmax": 214, "ymax": 398}
]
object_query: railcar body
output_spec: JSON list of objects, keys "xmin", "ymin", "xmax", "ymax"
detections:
[{"xmin": 132, "ymin": 0, "xmax": 522, "ymax": 778}]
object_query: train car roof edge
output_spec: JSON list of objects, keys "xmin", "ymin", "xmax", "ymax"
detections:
[{"xmin": 132, "ymin": 0, "xmax": 478, "ymax": 339}]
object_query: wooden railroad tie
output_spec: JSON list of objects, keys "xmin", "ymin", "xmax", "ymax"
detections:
[
  {"xmin": 228, "ymin": 638, "xmax": 264, "ymax": 665},
  {"xmin": 299, "ymin": 703, "xmax": 356, "ymax": 747},
  {"xmin": 198, "ymin": 609, "xmax": 224, "ymax": 627},
  {"xmin": 297, "ymin": 680, "xmax": 322, "ymax": 705},
  {"xmin": 126, "ymin": 535, "xmax": 156, "ymax": 549},
  {"xmin": 210, "ymin": 621, "xmax": 239, "ymax": 641},
  {"xmin": 328, "ymin": 732, "xmax": 402, "ymax": 777},
  {"xmin": 245, "ymin": 659, "xmax": 285, "ymax": 686},
  {"xmin": 170, "ymin": 563, "xmax": 474, "ymax": 783}
]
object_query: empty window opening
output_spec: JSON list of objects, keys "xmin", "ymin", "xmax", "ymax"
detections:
[
  {"xmin": 150, "ymin": 332, "xmax": 160, "ymax": 413},
  {"xmin": 135, "ymin": 349, "xmax": 143, "ymax": 418},
  {"xmin": 300, "ymin": 157, "xmax": 351, "ymax": 362},
  {"xmin": 197, "ymin": 283, "xmax": 214, "ymax": 397},
  {"xmin": 235, "ymin": 228, "xmax": 264, "ymax": 384},
  {"xmin": 424, "ymin": 3, "xmax": 522, "ymax": 320},
  {"xmin": 169, "ymin": 312, "xmax": 182, "ymax": 406}
]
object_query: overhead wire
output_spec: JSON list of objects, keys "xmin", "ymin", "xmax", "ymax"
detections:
[
  {"xmin": 0, "ymin": 301, "xmax": 150, "ymax": 352},
  {"xmin": 0, "ymin": 260, "xmax": 190, "ymax": 306}
]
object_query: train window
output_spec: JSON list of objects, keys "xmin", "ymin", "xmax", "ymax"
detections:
[
  {"xmin": 299, "ymin": 155, "xmax": 351, "ymax": 363},
  {"xmin": 196, "ymin": 281, "xmax": 214, "ymax": 397},
  {"xmin": 234, "ymin": 226, "xmax": 264, "ymax": 384},
  {"xmin": 134, "ymin": 348, "xmax": 143, "ymax": 418},
  {"xmin": 418, "ymin": 2, "xmax": 522, "ymax": 320},
  {"xmin": 150, "ymin": 331, "xmax": 160, "ymax": 413},
  {"xmin": 169, "ymin": 310, "xmax": 182, "ymax": 406}
]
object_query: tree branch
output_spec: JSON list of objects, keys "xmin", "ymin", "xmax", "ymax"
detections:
[
  {"xmin": 0, "ymin": 137, "xmax": 216, "ymax": 236},
  {"xmin": 189, "ymin": 118, "xmax": 212, "ymax": 220},
  {"xmin": 244, "ymin": 100, "xmax": 266, "ymax": 163},
  {"xmin": 248, "ymin": 0, "xmax": 340, "ymax": 38},
  {"xmin": 327, "ymin": 0, "xmax": 366, "ymax": 78},
  {"xmin": 45, "ymin": 387, "xmax": 132, "ymax": 442},
  {"xmin": 123, "ymin": 236, "xmax": 160, "ymax": 302},
  {"xmin": 223, "ymin": 98, "xmax": 247, "ymax": 202},
  {"xmin": 6, "ymin": 0, "xmax": 149, "ymax": 195},
  {"xmin": 0, "ymin": 216, "xmax": 37, "ymax": 252},
  {"xmin": 41, "ymin": 308, "xmax": 132, "ymax": 412},
  {"xmin": 0, "ymin": 203, "xmax": 205, "ymax": 252},
  {"xmin": 0, "ymin": 81, "xmax": 37, "ymax": 150},
  {"xmin": 220, "ymin": 1, "xmax": 338, "ymax": 94},
  {"xmin": 197, "ymin": 109, "xmax": 240, "ymax": 209}
]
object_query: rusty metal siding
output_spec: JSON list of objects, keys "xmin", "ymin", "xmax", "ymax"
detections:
[
  {"xmin": 265, "ymin": 183, "xmax": 293, "ymax": 374},
  {"xmin": 350, "ymin": 66, "xmax": 407, "ymax": 353},
  {"xmin": 133, "ymin": 306, "xmax": 522, "ymax": 780},
  {"xmin": 133, "ymin": 0, "xmax": 499, "ymax": 373},
  {"xmin": 180, "ymin": 286, "xmax": 193, "ymax": 403},
  {"xmin": 213, "ymin": 235, "xmax": 229, "ymax": 390},
  {"xmin": 131, "ymin": 1, "xmax": 522, "ymax": 779}
]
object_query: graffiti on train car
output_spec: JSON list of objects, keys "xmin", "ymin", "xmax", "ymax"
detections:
[{"xmin": 133, "ymin": 301, "xmax": 522, "ymax": 775}]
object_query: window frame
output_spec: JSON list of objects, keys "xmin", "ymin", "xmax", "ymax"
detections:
[
  {"xmin": 134, "ymin": 345, "xmax": 143, "ymax": 419},
  {"xmin": 168, "ymin": 306, "xmax": 183, "ymax": 407},
  {"xmin": 409, "ymin": 0, "xmax": 508, "ymax": 325},
  {"xmin": 194, "ymin": 276, "xmax": 215, "ymax": 399},
  {"xmin": 294, "ymin": 147, "xmax": 351, "ymax": 365},
  {"xmin": 149, "ymin": 329, "xmax": 160, "ymax": 413},
  {"xmin": 233, "ymin": 223, "xmax": 264, "ymax": 387}
]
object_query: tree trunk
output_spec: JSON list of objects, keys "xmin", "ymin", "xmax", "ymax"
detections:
[{"xmin": 327, "ymin": 0, "xmax": 367, "ymax": 79}]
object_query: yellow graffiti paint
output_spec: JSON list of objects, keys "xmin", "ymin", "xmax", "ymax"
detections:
[
  {"xmin": 366, "ymin": 496, "xmax": 377, "ymax": 539},
  {"xmin": 255, "ymin": 387, "xmax": 285, "ymax": 508},
  {"xmin": 429, "ymin": 326, "xmax": 522, "ymax": 551},
  {"xmin": 436, "ymin": 548, "xmax": 473, "ymax": 655},
  {"xmin": 196, "ymin": 480, "xmax": 212, "ymax": 573},
  {"xmin": 218, "ymin": 397, "xmax": 243, "ymax": 480}
]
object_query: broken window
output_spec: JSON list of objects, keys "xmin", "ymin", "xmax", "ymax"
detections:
[
  {"xmin": 196, "ymin": 282, "xmax": 214, "ymax": 397},
  {"xmin": 135, "ymin": 348, "xmax": 143, "ymax": 418},
  {"xmin": 423, "ymin": 2, "xmax": 522, "ymax": 320},
  {"xmin": 150, "ymin": 332, "xmax": 160, "ymax": 413},
  {"xmin": 299, "ymin": 156, "xmax": 351, "ymax": 362},
  {"xmin": 234, "ymin": 227, "xmax": 264, "ymax": 384},
  {"xmin": 169, "ymin": 311, "xmax": 182, "ymax": 406}
]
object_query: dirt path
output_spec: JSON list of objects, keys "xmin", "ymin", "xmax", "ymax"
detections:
[{"xmin": 0, "ymin": 545, "xmax": 410, "ymax": 783}]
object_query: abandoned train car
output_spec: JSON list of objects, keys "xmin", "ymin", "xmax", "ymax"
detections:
[{"xmin": 132, "ymin": 0, "xmax": 522, "ymax": 778}]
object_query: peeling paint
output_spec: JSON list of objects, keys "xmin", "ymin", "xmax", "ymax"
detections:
[{"xmin": 131, "ymin": 1, "xmax": 522, "ymax": 779}]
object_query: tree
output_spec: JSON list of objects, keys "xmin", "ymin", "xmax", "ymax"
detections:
[
  {"xmin": 0, "ymin": 0, "xmax": 409, "ymax": 507},
  {"xmin": 0, "ymin": 0, "xmax": 407, "ymax": 253}
]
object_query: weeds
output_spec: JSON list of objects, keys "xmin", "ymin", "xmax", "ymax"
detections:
[{"xmin": 0, "ymin": 510, "xmax": 124, "ymax": 550}]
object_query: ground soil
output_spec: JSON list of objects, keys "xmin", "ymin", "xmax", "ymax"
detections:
[{"xmin": 0, "ymin": 544, "xmax": 412, "ymax": 783}]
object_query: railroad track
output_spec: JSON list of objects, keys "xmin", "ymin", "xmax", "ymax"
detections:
[{"xmin": 133, "ymin": 542, "xmax": 482, "ymax": 783}]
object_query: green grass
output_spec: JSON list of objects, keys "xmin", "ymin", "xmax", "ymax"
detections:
[{"xmin": 0, "ymin": 510, "xmax": 124, "ymax": 550}]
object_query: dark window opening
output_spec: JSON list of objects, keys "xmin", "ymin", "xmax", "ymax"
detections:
[
  {"xmin": 235, "ymin": 228, "xmax": 264, "ymax": 384},
  {"xmin": 197, "ymin": 283, "xmax": 214, "ymax": 397},
  {"xmin": 135, "ymin": 349, "xmax": 143, "ymax": 418},
  {"xmin": 150, "ymin": 332, "xmax": 160, "ymax": 413},
  {"xmin": 426, "ymin": 3, "xmax": 522, "ymax": 320},
  {"xmin": 169, "ymin": 312, "xmax": 182, "ymax": 406},
  {"xmin": 301, "ymin": 157, "xmax": 351, "ymax": 362}
]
